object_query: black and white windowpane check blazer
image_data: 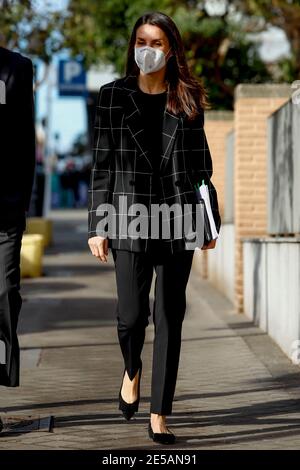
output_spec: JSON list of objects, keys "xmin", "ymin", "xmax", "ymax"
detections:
[{"xmin": 88, "ymin": 74, "xmax": 221, "ymax": 254}]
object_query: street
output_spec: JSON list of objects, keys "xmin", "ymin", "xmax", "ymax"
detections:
[{"xmin": 1, "ymin": 209, "xmax": 300, "ymax": 450}]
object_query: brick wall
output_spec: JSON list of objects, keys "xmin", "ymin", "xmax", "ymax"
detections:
[
  {"xmin": 194, "ymin": 111, "xmax": 234, "ymax": 278},
  {"xmin": 205, "ymin": 111, "xmax": 234, "ymax": 219},
  {"xmin": 234, "ymin": 84, "xmax": 291, "ymax": 313}
]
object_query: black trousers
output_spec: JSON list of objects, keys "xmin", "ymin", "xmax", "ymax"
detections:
[
  {"xmin": 0, "ymin": 213, "xmax": 26, "ymax": 387},
  {"xmin": 111, "ymin": 240, "xmax": 194, "ymax": 415}
]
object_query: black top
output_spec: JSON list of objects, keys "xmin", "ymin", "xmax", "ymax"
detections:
[
  {"xmin": 137, "ymin": 87, "xmax": 167, "ymax": 174},
  {"xmin": 137, "ymin": 87, "xmax": 167, "ymax": 208}
]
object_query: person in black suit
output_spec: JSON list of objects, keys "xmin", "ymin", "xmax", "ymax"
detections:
[
  {"xmin": 88, "ymin": 12, "xmax": 221, "ymax": 444},
  {"xmin": 0, "ymin": 46, "xmax": 35, "ymax": 429}
]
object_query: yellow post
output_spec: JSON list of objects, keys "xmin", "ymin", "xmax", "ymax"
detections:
[{"xmin": 20, "ymin": 234, "xmax": 44, "ymax": 278}]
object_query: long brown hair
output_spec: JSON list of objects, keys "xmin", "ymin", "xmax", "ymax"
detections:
[{"xmin": 125, "ymin": 11, "xmax": 210, "ymax": 121}]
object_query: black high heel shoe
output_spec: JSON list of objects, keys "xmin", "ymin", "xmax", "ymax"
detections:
[
  {"xmin": 148, "ymin": 421, "xmax": 176, "ymax": 445},
  {"xmin": 118, "ymin": 361, "xmax": 142, "ymax": 420}
]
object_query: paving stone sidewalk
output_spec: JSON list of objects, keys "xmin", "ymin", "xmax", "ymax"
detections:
[{"xmin": 1, "ymin": 209, "xmax": 300, "ymax": 450}]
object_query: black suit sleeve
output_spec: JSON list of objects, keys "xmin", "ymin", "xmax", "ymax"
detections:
[
  {"xmin": 19, "ymin": 57, "xmax": 36, "ymax": 212},
  {"xmin": 88, "ymin": 85, "xmax": 115, "ymax": 238},
  {"xmin": 188, "ymin": 110, "xmax": 222, "ymax": 234}
]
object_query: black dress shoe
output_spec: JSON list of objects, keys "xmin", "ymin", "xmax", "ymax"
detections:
[
  {"xmin": 118, "ymin": 361, "xmax": 142, "ymax": 420},
  {"xmin": 148, "ymin": 421, "xmax": 176, "ymax": 444}
]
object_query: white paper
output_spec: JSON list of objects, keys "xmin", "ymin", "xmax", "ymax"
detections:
[{"xmin": 199, "ymin": 183, "xmax": 219, "ymax": 239}]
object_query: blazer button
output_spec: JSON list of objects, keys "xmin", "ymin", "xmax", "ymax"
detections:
[
  {"xmin": 175, "ymin": 180, "xmax": 182, "ymax": 187},
  {"xmin": 129, "ymin": 179, "xmax": 135, "ymax": 186}
]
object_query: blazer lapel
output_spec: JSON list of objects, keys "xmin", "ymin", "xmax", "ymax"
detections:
[
  {"xmin": 123, "ymin": 75, "xmax": 179, "ymax": 173},
  {"xmin": 159, "ymin": 108, "xmax": 179, "ymax": 174}
]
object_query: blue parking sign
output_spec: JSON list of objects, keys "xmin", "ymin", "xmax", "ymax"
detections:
[{"xmin": 58, "ymin": 59, "xmax": 86, "ymax": 97}]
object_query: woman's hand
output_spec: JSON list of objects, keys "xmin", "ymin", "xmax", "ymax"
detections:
[
  {"xmin": 201, "ymin": 239, "xmax": 217, "ymax": 250},
  {"xmin": 88, "ymin": 236, "xmax": 109, "ymax": 262}
]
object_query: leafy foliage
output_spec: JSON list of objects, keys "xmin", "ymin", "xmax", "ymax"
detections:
[
  {"xmin": 1, "ymin": 0, "xmax": 299, "ymax": 108},
  {"xmin": 0, "ymin": 0, "xmax": 65, "ymax": 63}
]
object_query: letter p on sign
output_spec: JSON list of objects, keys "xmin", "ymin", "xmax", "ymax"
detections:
[
  {"xmin": 58, "ymin": 59, "xmax": 86, "ymax": 97},
  {"xmin": 64, "ymin": 61, "xmax": 82, "ymax": 83}
]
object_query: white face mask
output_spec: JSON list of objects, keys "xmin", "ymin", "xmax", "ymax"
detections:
[{"xmin": 134, "ymin": 45, "xmax": 172, "ymax": 74}]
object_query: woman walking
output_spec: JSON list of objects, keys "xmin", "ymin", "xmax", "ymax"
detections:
[{"xmin": 88, "ymin": 11, "xmax": 221, "ymax": 444}]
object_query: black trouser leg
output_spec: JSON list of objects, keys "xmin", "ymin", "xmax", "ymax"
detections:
[
  {"xmin": 112, "ymin": 244, "xmax": 194, "ymax": 414},
  {"xmin": 0, "ymin": 215, "xmax": 26, "ymax": 387},
  {"xmin": 150, "ymin": 249, "xmax": 194, "ymax": 415},
  {"xmin": 111, "ymin": 249, "xmax": 153, "ymax": 381}
]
